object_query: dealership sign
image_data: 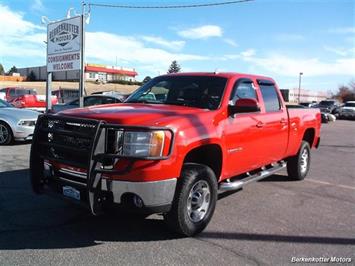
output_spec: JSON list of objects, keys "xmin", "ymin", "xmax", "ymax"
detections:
[{"xmin": 47, "ymin": 16, "xmax": 82, "ymax": 72}]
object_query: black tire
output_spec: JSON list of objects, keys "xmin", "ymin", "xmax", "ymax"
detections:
[
  {"xmin": 0, "ymin": 121, "xmax": 13, "ymax": 145},
  {"xmin": 287, "ymin": 141, "xmax": 311, "ymax": 180},
  {"xmin": 164, "ymin": 163, "xmax": 218, "ymax": 236}
]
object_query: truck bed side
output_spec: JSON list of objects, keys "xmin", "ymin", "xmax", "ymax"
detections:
[{"xmin": 286, "ymin": 107, "xmax": 321, "ymax": 157}]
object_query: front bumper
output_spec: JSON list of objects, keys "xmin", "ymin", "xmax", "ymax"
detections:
[
  {"xmin": 13, "ymin": 125, "xmax": 35, "ymax": 141},
  {"xmin": 30, "ymin": 114, "xmax": 175, "ymax": 215}
]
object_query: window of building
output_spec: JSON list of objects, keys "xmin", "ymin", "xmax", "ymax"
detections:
[{"xmin": 89, "ymin": 72, "xmax": 96, "ymax": 79}]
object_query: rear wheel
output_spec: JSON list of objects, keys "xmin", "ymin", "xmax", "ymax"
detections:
[
  {"xmin": 164, "ymin": 163, "xmax": 218, "ymax": 236},
  {"xmin": 0, "ymin": 122, "xmax": 13, "ymax": 145},
  {"xmin": 287, "ymin": 141, "xmax": 311, "ymax": 180}
]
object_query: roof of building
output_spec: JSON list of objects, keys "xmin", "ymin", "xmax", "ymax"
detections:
[{"xmin": 85, "ymin": 65, "xmax": 138, "ymax": 77}]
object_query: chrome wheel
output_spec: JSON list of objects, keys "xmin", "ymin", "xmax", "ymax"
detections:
[
  {"xmin": 300, "ymin": 148, "xmax": 309, "ymax": 174},
  {"xmin": 187, "ymin": 180, "xmax": 211, "ymax": 223},
  {"xmin": 0, "ymin": 124, "xmax": 9, "ymax": 144}
]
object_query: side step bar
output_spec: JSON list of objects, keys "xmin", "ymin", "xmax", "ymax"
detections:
[{"xmin": 219, "ymin": 161, "xmax": 286, "ymax": 192}]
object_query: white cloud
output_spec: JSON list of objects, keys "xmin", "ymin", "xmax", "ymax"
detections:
[
  {"xmin": 0, "ymin": 4, "xmax": 46, "ymax": 63},
  {"xmin": 275, "ymin": 33, "xmax": 305, "ymax": 41},
  {"xmin": 323, "ymin": 46, "xmax": 352, "ymax": 57},
  {"xmin": 178, "ymin": 25, "xmax": 223, "ymax": 39},
  {"xmin": 141, "ymin": 36, "xmax": 185, "ymax": 51},
  {"xmin": 86, "ymin": 32, "xmax": 209, "ymax": 76},
  {"xmin": 242, "ymin": 53, "xmax": 355, "ymax": 77},
  {"xmin": 240, "ymin": 49, "xmax": 256, "ymax": 58},
  {"xmin": 329, "ymin": 27, "xmax": 355, "ymax": 34},
  {"xmin": 31, "ymin": 0, "xmax": 45, "ymax": 12},
  {"xmin": 223, "ymin": 38, "xmax": 238, "ymax": 47},
  {"xmin": 0, "ymin": 4, "xmax": 209, "ymax": 76}
]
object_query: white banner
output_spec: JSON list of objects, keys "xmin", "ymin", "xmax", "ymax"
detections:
[{"xmin": 47, "ymin": 16, "xmax": 82, "ymax": 72}]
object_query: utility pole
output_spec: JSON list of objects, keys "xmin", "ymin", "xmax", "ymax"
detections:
[
  {"xmin": 79, "ymin": 2, "xmax": 86, "ymax": 108},
  {"xmin": 298, "ymin": 72, "xmax": 303, "ymax": 103}
]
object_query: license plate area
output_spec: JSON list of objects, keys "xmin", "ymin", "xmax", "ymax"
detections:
[{"xmin": 63, "ymin": 185, "xmax": 80, "ymax": 200}]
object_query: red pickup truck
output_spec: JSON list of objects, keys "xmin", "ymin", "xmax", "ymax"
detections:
[
  {"xmin": 0, "ymin": 87, "xmax": 58, "ymax": 112},
  {"xmin": 30, "ymin": 72, "xmax": 321, "ymax": 236}
]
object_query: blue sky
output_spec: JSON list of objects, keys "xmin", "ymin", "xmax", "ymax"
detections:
[{"xmin": 0, "ymin": 0, "xmax": 354, "ymax": 91}]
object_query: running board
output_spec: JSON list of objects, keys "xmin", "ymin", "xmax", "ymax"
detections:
[{"xmin": 219, "ymin": 161, "xmax": 286, "ymax": 192}]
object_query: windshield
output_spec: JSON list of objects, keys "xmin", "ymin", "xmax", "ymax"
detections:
[
  {"xmin": 125, "ymin": 75, "xmax": 227, "ymax": 110},
  {"xmin": 0, "ymin": 99, "xmax": 12, "ymax": 108},
  {"xmin": 344, "ymin": 102, "xmax": 355, "ymax": 107}
]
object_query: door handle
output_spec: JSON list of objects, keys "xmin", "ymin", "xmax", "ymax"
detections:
[
  {"xmin": 256, "ymin": 121, "xmax": 264, "ymax": 128},
  {"xmin": 280, "ymin": 118, "xmax": 288, "ymax": 125}
]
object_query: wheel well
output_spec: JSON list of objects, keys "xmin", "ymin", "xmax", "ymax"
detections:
[
  {"xmin": 302, "ymin": 128, "xmax": 315, "ymax": 147},
  {"xmin": 183, "ymin": 144, "xmax": 222, "ymax": 180}
]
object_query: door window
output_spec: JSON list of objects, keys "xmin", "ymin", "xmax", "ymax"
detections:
[
  {"xmin": 230, "ymin": 80, "xmax": 257, "ymax": 104},
  {"xmin": 259, "ymin": 84, "xmax": 281, "ymax": 112}
]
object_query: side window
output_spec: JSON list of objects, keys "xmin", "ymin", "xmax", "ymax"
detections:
[
  {"xmin": 9, "ymin": 89, "xmax": 16, "ymax": 96},
  {"xmin": 102, "ymin": 97, "xmax": 116, "ymax": 104},
  {"xmin": 259, "ymin": 84, "xmax": 281, "ymax": 112},
  {"xmin": 230, "ymin": 80, "xmax": 257, "ymax": 104}
]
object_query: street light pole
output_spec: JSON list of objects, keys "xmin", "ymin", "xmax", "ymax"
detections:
[{"xmin": 298, "ymin": 72, "xmax": 303, "ymax": 103}]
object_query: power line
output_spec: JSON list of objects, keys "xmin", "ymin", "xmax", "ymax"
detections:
[{"xmin": 88, "ymin": 0, "xmax": 254, "ymax": 9}]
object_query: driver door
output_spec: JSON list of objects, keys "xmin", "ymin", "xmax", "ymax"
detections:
[{"xmin": 224, "ymin": 78, "xmax": 265, "ymax": 176}]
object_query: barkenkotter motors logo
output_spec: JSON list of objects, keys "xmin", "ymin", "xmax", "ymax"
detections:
[{"xmin": 49, "ymin": 22, "xmax": 79, "ymax": 47}]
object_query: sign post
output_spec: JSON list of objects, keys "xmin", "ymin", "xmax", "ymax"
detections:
[{"xmin": 46, "ymin": 15, "xmax": 83, "ymax": 111}]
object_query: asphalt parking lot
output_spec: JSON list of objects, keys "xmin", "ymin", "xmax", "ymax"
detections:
[{"xmin": 0, "ymin": 120, "xmax": 354, "ymax": 266}]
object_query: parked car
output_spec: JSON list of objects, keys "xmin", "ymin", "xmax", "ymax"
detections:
[
  {"xmin": 91, "ymin": 91, "xmax": 131, "ymax": 102},
  {"xmin": 339, "ymin": 101, "xmax": 355, "ymax": 120},
  {"xmin": 51, "ymin": 95, "xmax": 123, "ymax": 113},
  {"xmin": 30, "ymin": 72, "xmax": 321, "ymax": 236},
  {"xmin": 299, "ymin": 102, "xmax": 316, "ymax": 108},
  {"xmin": 0, "ymin": 99, "xmax": 39, "ymax": 145},
  {"xmin": 315, "ymin": 99, "xmax": 341, "ymax": 116},
  {"xmin": 10, "ymin": 94, "xmax": 58, "ymax": 112},
  {"xmin": 52, "ymin": 88, "xmax": 79, "ymax": 104},
  {"xmin": 0, "ymin": 87, "xmax": 37, "ymax": 102}
]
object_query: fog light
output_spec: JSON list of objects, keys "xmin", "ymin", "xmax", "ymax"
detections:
[{"xmin": 133, "ymin": 195, "xmax": 144, "ymax": 208}]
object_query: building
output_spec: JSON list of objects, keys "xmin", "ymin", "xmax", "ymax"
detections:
[
  {"xmin": 85, "ymin": 64, "xmax": 138, "ymax": 82},
  {"xmin": 280, "ymin": 88, "xmax": 329, "ymax": 103},
  {"xmin": 17, "ymin": 63, "xmax": 138, "ymax": 82}
]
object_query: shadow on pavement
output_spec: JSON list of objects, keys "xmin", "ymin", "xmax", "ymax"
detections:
[
  {"xmin": 0, "ymin": 169, "xmax": 181, "ymax": 250},
  {"xmin": 258, "ymin": 174, "xmax": 299, "ymax": 182},
  {"xmin": 199, "ymin": 231, "xmax": 355, "ymax": 245}
]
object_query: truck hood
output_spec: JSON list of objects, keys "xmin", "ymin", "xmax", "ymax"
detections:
[{"xmin": 58, "ymin": 103, "xmax": 210, "ymax": 126}]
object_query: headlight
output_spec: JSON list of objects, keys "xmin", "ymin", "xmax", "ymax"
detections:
[
  {"xmin": 122, "ymin": 131, "xmax": 165, "ymax": 157},
  {"xmin": 18, "ymin": 120, "xmax": 36, "ymax": 127}
]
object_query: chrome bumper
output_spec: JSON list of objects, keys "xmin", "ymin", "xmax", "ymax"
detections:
[{"xmin": 102, "ymin": 178, "xmax": 177, "ymax": 207}]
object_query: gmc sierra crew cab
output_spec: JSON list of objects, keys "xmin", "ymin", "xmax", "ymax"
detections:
[{"xmin": 30, "ymin": 72, "xmax": 321, "ymax": 236}]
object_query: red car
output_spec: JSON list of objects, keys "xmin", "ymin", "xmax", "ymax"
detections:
[
  {"xmin": 11, "ymin": 94, "xmax": 58, "ymax": 112},
  {"xmin": 30, "ymin": 72, "xmax": 321, "ymax": 236},
  {"xmin": 0, "ymin": 87, "xmax": 58, "ymax": 112},
  {"xmin": 0, "ymin": 87, "xmax": 37, "ymax": 102}
]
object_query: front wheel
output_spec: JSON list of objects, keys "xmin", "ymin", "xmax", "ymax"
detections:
[
  {"xmin": 287, "ymin": 141, "xmax": 311, "ymax": 180},
  {"xmin": 0, "ymin": 122, "xmax": 13, "ymax": 145},
  {"xmin": 164, "ymin": 163, "xmax": 218, "ymax": 236}
]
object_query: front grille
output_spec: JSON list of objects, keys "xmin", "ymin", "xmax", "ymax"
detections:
[{"xmin": 36, "ymin": 115, "xmax": 100, "ymax": 168}]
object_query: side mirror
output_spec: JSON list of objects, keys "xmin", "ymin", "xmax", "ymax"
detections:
[{"xmin": 229, "ymin": 98, "xmax": 260, "ymax": 115}]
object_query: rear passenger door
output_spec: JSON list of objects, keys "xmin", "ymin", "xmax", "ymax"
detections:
[{"xmin": 256, "ymin": 80, "xmax": 288, "ymax": 165}]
